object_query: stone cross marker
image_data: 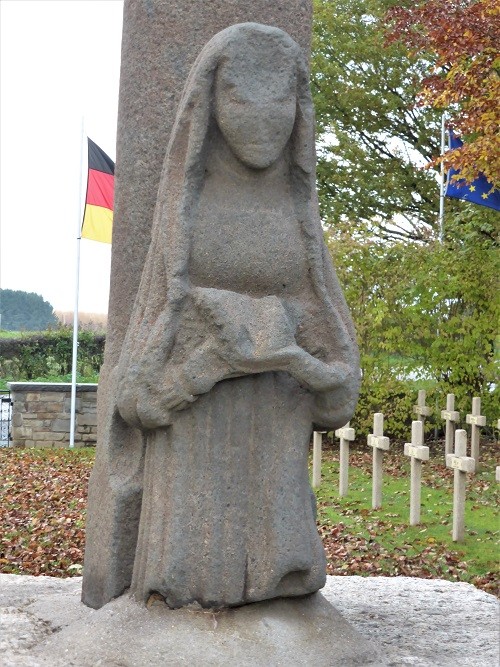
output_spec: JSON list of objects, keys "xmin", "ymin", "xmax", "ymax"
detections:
[
  {"xmin": 465, "ymin": 397, "xmax": 486, "ymax": 468},
  {"xmin": 413, "ymin": 389, "xmax": 432, "ymax": 425},
  {"xmin": 368, "ymin": 413, "xmax": 390, "ymax": 509},
  {"xmin": 335, "ymin": 422, "xmax": 355, "ymax": 497},
  {"xmin": 441, "ymin": 393, "xmax": 460, "ymax": 457},
  {"xmin": 312, "ymin": 431, "xmax": 326, "ymax": 489},
  {"xmin": 446, "ymin": 429, "xmax": 475, "ymax": 542},
  {"xmin": 404, "ymin": 420, "xmax": 429, "ymax": 526}
]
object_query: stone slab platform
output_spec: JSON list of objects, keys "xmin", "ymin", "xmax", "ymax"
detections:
[{"xmin": 1, "ymin": 575, "xmax": 498, "ymax": 666}]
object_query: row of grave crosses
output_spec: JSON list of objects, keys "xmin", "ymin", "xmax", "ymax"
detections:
[
  {"xmin": 404, "ymin": 424, "xmax": 476, "ymax": 541},
  {"xmin": 311, "ymin": 393, "xmax": 497, "ymax": 543},
  {"xmin": 414, "ymin": 389, "xmax": 487, "ymax": 463},
  {"xmin": 313, "ymin": 391, "xmax": 491, "ymax": 493}
]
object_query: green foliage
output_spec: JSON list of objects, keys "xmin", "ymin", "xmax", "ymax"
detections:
[
  {"xmin": 312, "ymin": 0, "xmax": 441, "ymax": 240},
  {"xmin": 312, "ymin": 0, "xmax": 499, "ymax": 436},
  {"xmin": 356, "ymin": 363, "xmax": 416, "ymax": 439},
  {"xmin": 0, "ymin": 289, "xmax": 58, "ymax": 331},
  {"xmin": 0, "ymin": 329, "xmax": 104, "ymax": 382},
  {"xmin": 328, "ymin": 205, "xmax": 499, "ymax": 438}
]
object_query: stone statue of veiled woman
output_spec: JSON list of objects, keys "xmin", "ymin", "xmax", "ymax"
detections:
[{"xmin": 82, "ymin": 23, "xmax": 360, "ymax": 611}]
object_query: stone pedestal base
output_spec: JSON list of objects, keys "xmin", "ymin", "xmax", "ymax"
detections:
[
  {"xmin": 2, "ymin": 577, "xmax": 384, "ymax": 666},
  {"xmin": 52, "ymin": 593, "xmax": 384, "ymax": 666},
  {"xmin": 2, "ymin": 575, "xmax": 498, "ymax": 666}
]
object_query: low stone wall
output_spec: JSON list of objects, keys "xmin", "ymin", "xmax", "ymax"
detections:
[{"xmin": 8, "ymin": 382, "xmax": 97, "ymax": 448}]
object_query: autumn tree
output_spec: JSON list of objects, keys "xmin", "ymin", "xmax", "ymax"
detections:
[
  {"xmin": 386, "ymin": 0, "xmax": 500, "ymax": 188},
  {"xmin": 312, "ymin": 1, "xmax": 498, "ymax": 434}
]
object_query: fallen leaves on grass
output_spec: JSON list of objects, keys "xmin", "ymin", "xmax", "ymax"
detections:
[
  {"xmin": 0, "ymin": 446, "xmax": 498, "ymax": 598},
  {"xmin": 0, "ymin": 449, "xmax": 92, "ymax": 577},
  {"xmin": 320, "ymin": 522, "xmax": 498, "ymax": 595}
]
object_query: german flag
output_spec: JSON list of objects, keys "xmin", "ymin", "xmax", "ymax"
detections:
[{"xmin": 81, "ymin": 138, "xmax": 115, "ymax": 244}]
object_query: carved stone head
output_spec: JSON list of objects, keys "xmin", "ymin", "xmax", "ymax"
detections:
[
  {"xmin": 159, "ymin": 23, "xmax": 314, "ymax": 195},
  {"xmin": 213, "ymin": 28, "xmax": 299, "ymax": 169}
]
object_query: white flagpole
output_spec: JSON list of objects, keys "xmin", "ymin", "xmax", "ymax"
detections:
[
  {"xmin": 438, "ymin": 112, "xmax": 446, "ymax": 243},
  {"xmin": 435, "ymin": 112, "xmax": 447, "ymax": 440},
  {"xmin": 69, "ymin": 119, "xmax": 86, "ymax": 449}
]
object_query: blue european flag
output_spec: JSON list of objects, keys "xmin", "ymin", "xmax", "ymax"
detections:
[{"xmin": 445, "ymin": 133, "xmax": 500, "ymax": 212}]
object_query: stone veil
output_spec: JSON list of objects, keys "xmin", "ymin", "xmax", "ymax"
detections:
[{"xmin": 82, "ymin": 23, "xmax": 360, "ymax": 611}]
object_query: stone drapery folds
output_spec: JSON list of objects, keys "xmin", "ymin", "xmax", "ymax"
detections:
[{"xmin": 82, "ymin": 23, "xmax": 360, "ymax": 611}]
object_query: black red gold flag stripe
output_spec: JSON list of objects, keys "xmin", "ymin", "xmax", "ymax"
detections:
[{"xmin": 81, "ymin": 138, "xmax": 115, "ymax": 243}]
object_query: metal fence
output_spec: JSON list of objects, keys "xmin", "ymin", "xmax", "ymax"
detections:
[{"xmin": 0, "ymin": 391, "xmax": 12, "ymax": 447}]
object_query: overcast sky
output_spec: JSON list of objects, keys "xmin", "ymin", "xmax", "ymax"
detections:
[{"xmin": 0, "ymin": 0, "xmax": 124, "ymax": 314}]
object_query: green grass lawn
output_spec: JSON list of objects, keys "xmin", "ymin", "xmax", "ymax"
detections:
[
  {"xmin": 0, "ymin": 330, "xmax": 41, "ymax": 338},
  {"xmin": 312, "ymin": 441, "xmax": 499, "ymax": 593},
  {"xmin": 0, "ymin": 442, "xmax": 498, "ymax": 596}
]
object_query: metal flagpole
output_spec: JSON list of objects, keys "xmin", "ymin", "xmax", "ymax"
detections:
[
  {"xmin": 435, "ymin": 112, "xmax": 447, "ymax": 439},
  {"xmin": 69, "ymin": 119, "xmax": 86, "ymax": 449},
  {"xmin": 438, "ymin": 112, "xmax": 446, "ymax": 243}
]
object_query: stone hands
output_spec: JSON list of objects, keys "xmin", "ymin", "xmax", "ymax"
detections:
[
  {"xmin": 285, "ymin": 348, "xmax": 350, "ymax": 393},
  {"xmin": 194, "ymin": 287, "xmax": 349, "ymax": 391},
  {"xmin": 116, "ymin": 366, "xmax": 198, "ymax": 430},
  {"xmin": 220, "ymin": 341, "xmax": 350, "ymax": 393},
  {"xmin": 116, "ymin": 288, "xmax": 350, "ymax": 430}
]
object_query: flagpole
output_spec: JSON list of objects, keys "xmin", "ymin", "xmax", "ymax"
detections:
[
  {"xmin": 435, "ymin": 112, "xmax": 447, "ymax": 440},
  {"xmin": 69, "ymin": 119, "xmax": 85, "ymax": 449},
  {"xmin": 438, "ymin": 112, "xmax": 446, "ymax": 243}
]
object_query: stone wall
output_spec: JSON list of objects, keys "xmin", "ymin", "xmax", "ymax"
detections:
[{"xmin": 8, "ymin": 383, "xmax": 97, "ymax": 448}]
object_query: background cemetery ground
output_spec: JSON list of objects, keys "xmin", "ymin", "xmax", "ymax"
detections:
[
  {"xmin": 0, "ymin": 439, "xmax": 497, "ymax": 596},
  {"xmin": 316, "ymin": 437, "xmax": 498, "ymax": 593}
]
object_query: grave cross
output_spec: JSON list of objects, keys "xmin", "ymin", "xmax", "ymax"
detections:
[
  {"xmin": 441, "ymin": 393, "xmax": 460, "ymax": 457},
  {"xmin": 446, "ymin": 429, "xmax": 475, "ymax": 542},
  {"xmin": 404, "ymin": 421, "xmax": 429, "ymax": 526},
  {"xmin": 335, "ymin": 422, "xmax": 355, "ymax": 497},
  {"xmin": 413, "ymin": 389, "xmax": 432, "ymax": 425},
  {"xmin": 367, "ymin": 413, "xmax": 390, "ymax": 509},
  {"xmin": 465, "ymin": 397, "xmax": 486, "ymax": 468},
  {"xmin": 312, "ymin": 430, "xmax": 326, "ymax": 489}
]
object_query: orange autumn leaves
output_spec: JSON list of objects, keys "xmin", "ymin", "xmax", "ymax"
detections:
[{"xmin": 386, "ymin": 0, "xmax": 500, "ymax": 188}]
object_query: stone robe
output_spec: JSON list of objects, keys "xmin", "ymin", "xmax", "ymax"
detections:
[{"xmin": 83, "ymin": 23, "xmax": 360, "ymax": 611}]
